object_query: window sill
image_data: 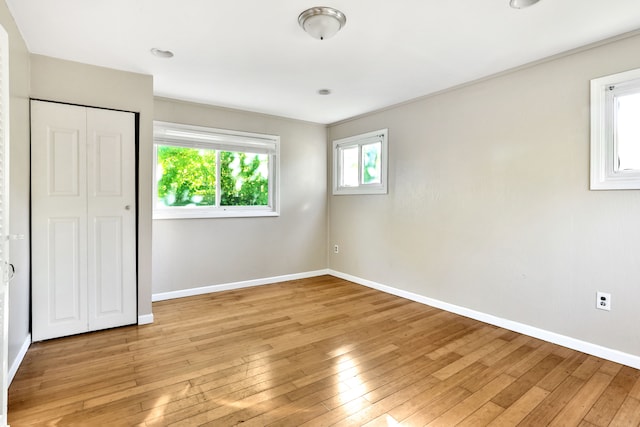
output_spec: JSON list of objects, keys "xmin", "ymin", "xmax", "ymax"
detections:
[
  {"xmin": 333, "ymin": 187, "xmax": 388, "ymax": 195},
  {"xmin": 153, "ymin": 209, "xmax": 280, "ymax": 220}
]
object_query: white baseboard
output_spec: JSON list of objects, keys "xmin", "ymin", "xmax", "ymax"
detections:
[
  {"xmin": 328, "ymin": 269, "xmax": 640, "ymax": 370},
  {"xmin": 152, "ymin": 269, "xmax": 330, "ymax": 302},
  {"xmin": 138, "ymin": 313, "xmax": 154, "ymax": 325},
  {"xmin": 9, "ymin": 333, "xmax": 31, "ymax": 385}
]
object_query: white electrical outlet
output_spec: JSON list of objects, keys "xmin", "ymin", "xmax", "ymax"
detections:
[
  {"xmin": 596, "ymin": 291, "xmax": 611, "ymax": 311},
  {"xmin": 333, "ymin": 245, "xmax": 339, "ymax": 254}
]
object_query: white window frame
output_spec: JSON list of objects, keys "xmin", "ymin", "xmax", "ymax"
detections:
[
  {"xmin": 590, "ymin": 68, "xmax": 640, "ymax": 190},
  {"xmin": 333, "ymin": 129, "xmax": 388, "ymax": 195},
  {"xmin": 153, "ymin": 121, "xmax": 280, "ymax": 219}
]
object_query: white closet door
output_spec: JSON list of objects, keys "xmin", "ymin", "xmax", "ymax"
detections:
[
  {"xmin": 31, "ymin": 102, "xmax": 89, "ymax": 341},
  {"xmin": 31, "ymin": 101, "xmax": 137, "ymax": 341},
  {"xmin": 86, "ymin": 107, "xmax": 136, "ymax": 330}
]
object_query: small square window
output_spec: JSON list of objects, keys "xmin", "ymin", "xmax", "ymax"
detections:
[
  {"xmin": 591, "ymin": 68, "xmax": 640, "ymax": 190},
  {"xmin": 333, "ymin": 129, "xmax": 388, "ymax": 195}
]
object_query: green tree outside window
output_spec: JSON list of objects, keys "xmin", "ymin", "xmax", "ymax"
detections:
[{"xmin": 156, "ymin": 145, "xmax": 269, "ymax": 207}]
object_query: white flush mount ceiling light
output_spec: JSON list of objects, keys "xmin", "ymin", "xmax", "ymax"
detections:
[
  {"xmin": 509, "ymin": 0, "xmax": 541, "ymax": 9},
  {"xmin": 150, "ymin": 48, "xmax": 174, "ymax": 58},
  {"xmin": 298, "ymin": 7, "xmax": 346, "ymax": 40}
]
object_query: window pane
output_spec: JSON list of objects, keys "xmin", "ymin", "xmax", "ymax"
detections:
[
  {"xmin": 616, "ymin": 92, "xmax": 640, "ymax": 171},
  {"xmin": 156, "ymin": 145, "xmax": 216, "ymax": 207},
  {"xmin": 362, "ymin": 142, "xmax": 381, "ymax": 184},
  {"xmin": 220, "ymin": 151, "xmax": 269, "ymax": 206},
  {"xmin": 341, "ymin": 146, "xmax": 359, "ymax": 187}
]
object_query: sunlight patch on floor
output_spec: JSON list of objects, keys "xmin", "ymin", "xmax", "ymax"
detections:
[
  {"xmin": 386, "ymin": 414, "xmax": 401, "ymax": 426},
  {"xmin": 144, "ymin": 394, "xmax": 171, "ymax": 423},
  {"xmin": 144, "ymin": 382, "xmax": 191, "ymax": 424},
  {"xmin": 336, "ymin": 353, "xmax": 368, "ymax": 406}
]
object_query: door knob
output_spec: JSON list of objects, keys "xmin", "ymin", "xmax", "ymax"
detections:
[{"xmin": 125, "ymin": 205, "xmax": 131, "ymax": 210}]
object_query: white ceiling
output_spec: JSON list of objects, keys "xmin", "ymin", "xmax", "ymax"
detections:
[{"xmin": 6, "ymin": 0, "xmax": 640, "ymax": 124}]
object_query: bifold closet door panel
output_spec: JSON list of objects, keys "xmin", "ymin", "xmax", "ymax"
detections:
[
  {"xmin": 31, "ymin": 101, "xmax": 89, "ymax": 341},
  {"xmin": 86, "ymin": 107, "xmax": 137, "ymax": 331},
  {"xmin": 31, "ymin": 101, "xmax": 137, "ymax": 341}
]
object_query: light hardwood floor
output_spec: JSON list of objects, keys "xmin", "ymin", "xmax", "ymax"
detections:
[{"xmin": 8, "ymin": 275, "xmax": 640, "ymax": 426}]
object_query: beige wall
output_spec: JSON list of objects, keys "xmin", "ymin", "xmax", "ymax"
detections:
[
  {"xmin": 328, "ymin": 34, "xmax": 640, "ymax": 357},
  {"xmin": 1, "ymin": 0, "xmax": 31, "ymax": 372},
  {"xmin": 30, "ymin": 55, "xmax": 154, "ymax": 318},
  {"xmin": 153, "ymin": 98, "xmax": 327, "ymax": 293}
]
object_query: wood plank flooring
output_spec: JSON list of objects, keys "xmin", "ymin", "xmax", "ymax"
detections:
[{"xmin": 8, "ymin": 275, "xmax": 640, "ymax": 426}]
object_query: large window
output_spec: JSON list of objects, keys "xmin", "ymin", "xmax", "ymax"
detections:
[
  {"xmin": 591, "ymin": 68, "xmax": 640, "ymax": 190},
  {"xmin": 153, "ymin": 121, "xmax": 279, "ymax": 218},
  {"xmin": 333, "ymin": 129, "xmax": 388, "ymax": 195}
]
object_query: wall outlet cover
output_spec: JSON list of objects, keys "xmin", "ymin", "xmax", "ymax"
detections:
[{"xmin": 596, "ymin": 291, "xmax": 611, "ymax": 311}]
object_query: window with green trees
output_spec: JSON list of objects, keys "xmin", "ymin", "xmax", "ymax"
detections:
[{"xmin": 153, "ymin": 122, "xmax": 279, "ymax": 218}]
